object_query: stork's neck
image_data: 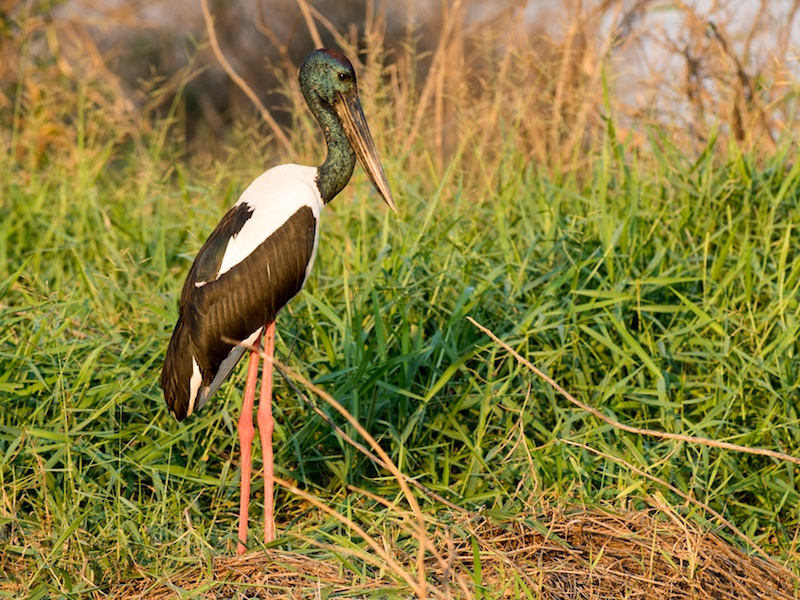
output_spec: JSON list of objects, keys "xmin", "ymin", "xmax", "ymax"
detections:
[{"xmin": 314, "ymin": 104, "xmax": 356, "ymax": 204}]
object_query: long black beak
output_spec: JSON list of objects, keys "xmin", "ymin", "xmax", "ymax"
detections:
[{"xmin": 336, "ymin": 92, "xmax": 397, "ymax": 213}]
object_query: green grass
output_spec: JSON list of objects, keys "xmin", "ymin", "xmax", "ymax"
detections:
[{"xmin": 2, "ymin": 89, "xmax": 800, "ymax": 597}]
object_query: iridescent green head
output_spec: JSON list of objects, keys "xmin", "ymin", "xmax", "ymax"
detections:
[{"xmin": 299, "ymin": 49, "xmax": 357, "ymax": 107}]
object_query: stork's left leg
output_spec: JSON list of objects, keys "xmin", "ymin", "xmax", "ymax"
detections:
[{"xmin": 257, "ymin": 320, "xmax": 276, "ymax": 543}]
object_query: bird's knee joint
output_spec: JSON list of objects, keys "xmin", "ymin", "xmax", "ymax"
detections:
[{"xmin": 238, "ymin": 418, "xmax": 256, "ymax": 445}]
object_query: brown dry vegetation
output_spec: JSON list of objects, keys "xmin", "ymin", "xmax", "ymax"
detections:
[
  {"xmin": 4, "ymin": 0, "xmax": 799, "ymax": 171},
  {"xmin": 94, "ymin": 506, "xmax": 795, "ymax": 599}
]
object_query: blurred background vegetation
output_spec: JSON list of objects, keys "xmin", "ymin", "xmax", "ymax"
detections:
[{"xmin": 3, "ymin": 0, "xmax": 799, "ymax": 170}]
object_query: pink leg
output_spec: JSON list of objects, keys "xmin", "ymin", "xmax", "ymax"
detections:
[
  {"xmin": 237, "ymin": 330, "xmax": 262, "ymax": 555},
  {"xmin": 257, "ymin": 321, "xmax": 276, "ymax": 543}
]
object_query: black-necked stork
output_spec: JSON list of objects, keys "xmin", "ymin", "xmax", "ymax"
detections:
[{"xmin": 160, "ymin": 48, "xmax": 396, "ymax": 554}]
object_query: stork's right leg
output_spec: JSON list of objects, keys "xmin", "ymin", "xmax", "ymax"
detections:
[{"xmin": 257, "ymin": 321, "xmax": 276, "ymax": 543}]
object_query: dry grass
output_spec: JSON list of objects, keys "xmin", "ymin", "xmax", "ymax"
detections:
[
  {"xmin": 4, "ymin": 1, "xmax": 800, "ymax": 170},
  {"xmin": 112, "ymin": 551, "xmax": 391, "ymax": 598},
  {"xmin": 460, "ymin": 506, "xmax": 796, "ymax": 599},
  {"xmin": 88, "ymin": 506, "xmax": 797, "ymax": 598}
]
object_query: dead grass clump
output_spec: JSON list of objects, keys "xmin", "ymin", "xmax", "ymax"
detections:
[
  {"xmin": 113, "ymin": 551, "xmax": 388, "ymax": 599},
  {"xmin": 103, "ymin": 505, "xmax": 797, "ymax": 599},
  {"xmin": 447, "ymin": 507, "xmax": 796, "ymax": 599}
]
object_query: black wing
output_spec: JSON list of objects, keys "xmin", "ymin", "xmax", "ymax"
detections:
[
  {"xmin": 161, "ymin": 204, "xmax": 317, "ymax": 420},
  {"xmin": 180, "ymin": 202, "xmax": 255, "ymax": 305}
]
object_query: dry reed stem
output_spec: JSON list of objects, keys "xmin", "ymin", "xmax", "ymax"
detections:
[
  {"xmin": 270, "ymin": 357, "xmax": 430, "ymax": 599},
  {"xmin": 344, "ymin": 483, "xmax": 474, "ymax": 597},
  {"xmin": 274, "ymin": 361, "xmax": 466, "ymax": 511},
  {"xmin": 675, "ymin": 0, "xmax": 776, "ymax": 150},
  {"xmin": 563, "ymin": 439, "xmax": 774, "ymax": 565},
  {"xmin": 271, "ymin": 475, "xmax": 424, "ymax": 595},
  {"xmin": 199, "ymin": 0, "xmax": 291, "ymax": 153},
  {"xmin": 294, "ymin": 0, "xmax": 323, "ymax": 50},
  {"xmin": 402, "ymin": 0, "xmax": 463, "ymax": 158},
  {"xmin": 305, "ymin": 5, "xmax": 352, "ymax": 61},
  {"xmin": 467, "ymin": 316, "xmax": 800, "ymax": 468}
]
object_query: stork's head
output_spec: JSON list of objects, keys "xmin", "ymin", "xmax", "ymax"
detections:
[
  {"xmin": 300, "ymin": 49, "xmax": 357, "ymax": 107},
  {"xmin": 299, "ymin": 49, "xmax": 396, "ymax": 213}
]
